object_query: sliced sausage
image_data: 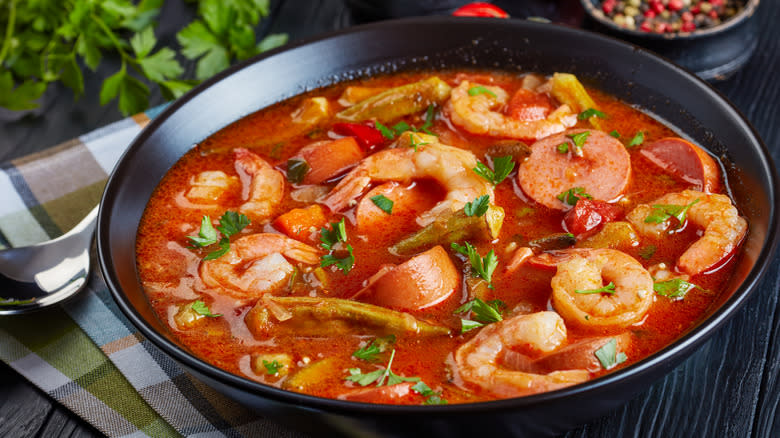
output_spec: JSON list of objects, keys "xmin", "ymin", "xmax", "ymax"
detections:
[
  {"xmin": 340, "ymin": 382, "xmax": 416, "ymax": 404},
  {"xmin": 518, "ymin": 129, "xmax": 631, "ymax": 210},
  {"xmin": 354, "ymin": 245, "xmax": 458, "ymax": 312},
  {"xmin": 295, "ymin": 137, "xmax": 364, "ymax": 185},
  {"xmin": 639, "ymin": 137, "xmax": 720, "ymax": 193},
  {"xmin": 502, "ymin": 334, "xmax": 631, "ymax": 374},
  {"xmin": 507, "ymin": 88, "xmax": 554, "ymax": 121}
]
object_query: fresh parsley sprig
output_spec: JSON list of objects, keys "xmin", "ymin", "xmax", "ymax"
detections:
[
  {"xmin": 575, "ymin": 282, "xmax": 616, "ymax": 295},
  {"xmin": 411, "ymin": 381, "xmax": 448, "ymax": 405},
  {"xmin": 557, "ymin": 187, "xmax": 593, "ymax": 206},
  {"xmin": 191, "ymin": 300, "xmax": 221, "ymax": 317},
  {"xmin": 451, "ymin": 242, "xmax": 498, "ymax": 287},
  {"xmin": 473, "ymin": 155, "xmax": 515, "ymax": 185},
  {"xmin": 352, "ymin": 335, "xmax": 396, "ymax": 362},
  {"xmin": 370, "ymin": 194, "xmax": 393, "ymax": 214},
  {"xmin": 187, "ymin": 211, "xmax": 250, "ymax": 260},
  {"xmin": 453, "ymin": 298, "xmax": 505, "ymax": 333},
  {"xmin": 594, "ymin": 338, "xmax": 627, "ymax": 370},
  {"xmin": 320, "ymin": 218, "xmax": 354, "ymax": 274},
  {"xmin": 654, "ymin": 278, "xmax": 702, "ymax": 299},
  {"xmin": 464, "ymin": 195, "xmax": 490, "ymax": 217},
  {"xmin": 346, "ymin": 349, "xmax": 420, "ymax": 387},
  {"xmin": 644, "ymin": 199, "xmax": 700, "ymax": 228},
  {"xmin": 375, "ymin": 104, "xmax": 438, "ymax": 139},
  {"xmin": 468, "ymin": 85, "xmax": 497, "ymax": 98},
  {"xmin": 262, "ymin": 359, "xmax": 283, "ymax": 375}
]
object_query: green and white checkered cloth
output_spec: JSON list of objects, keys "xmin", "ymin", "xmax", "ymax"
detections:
[{"xmin": 0, "ymin": 107, "xmax": 308, "ymax": 438}]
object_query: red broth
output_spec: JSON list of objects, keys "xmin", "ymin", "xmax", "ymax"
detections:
[{"xmin": 136, "ymin": 70, "xmax": 744, "ymax": 404}]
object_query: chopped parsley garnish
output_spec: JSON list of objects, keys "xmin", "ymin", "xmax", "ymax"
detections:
[
  {"xmin": 557, "ymin": 187, "xmax": 593, "ymax": 206},
  {"xmin": 468, "ymin": 85, "xmax": 497, "ymax": 98},
  {"xmin": 644, "ymin": 199, "xmax": 700, "ymax": 227},
  {"xmin": 594, "ymin": 338, "xmax": 627, "ymax": 370},
  {"xmin": 191, "ymin": 300, "xmax": 221, "ymax": 317},
  {"xmin": 353, "ymin": 335, "xmax": 396, "ymax": 362},
  {"xmin": 409, "ymin": 133, "xmax": 430, "ymax": 152},
  {"xmin": 454, "ymin": 298, "xmax": 505, "ymax": 334},
  {"xmin": 374, "ymin": 121, "xmax": 395, "ymax": 140},
  {"xmin": 556, "ymin": 143, "xmax": 569, "ymax": 154},
  {"xmin": 187, "ymin": 211, "xmax": 250, "ymax": 260},
  {"xmin": 420, "ymin": 104, "xmax": 437, "ymax": 135},
  {"xmin": 412, "ymin": 381, "xmax": 448, "ymax": 405},
  {"xmin": 566, "ymin": 131, "xmax": 590, "ymax": 150},
  {"xmin": 654, "ymin": 278, "xmax": 701, "ymax": 299},
  {"xmin": 320, "ymin": 218, "xmax": 348, "ymax": 250},
  {"xmin": 609, "ymin": 130, "xmax": 621, "ymax": 138},
  {"xmin": 639, "ymin": 245, "xmax": 657, "ymax": 260},
  {"xmin": 393, "ymin": 121, "xmax": 412, "ymax": 134},
  {"xmin": 451, "ymin": 242, "xmax": 498, "ymax": 287},
  {"xmin": 464, "ymin": 195, "xmax": 490, "ymax": 217},
  {"xmin": 575, "ymin": 281, "xmax": 616, "ymax": 295},
  {"xmin": 262, "ymin": 359, "xmax": 283, "ymax": 375},
  {"xmin": 370, "ymin": 194, "xmax": 394, "ymax": 214},
  {"xmin": 286, "ymin": 158, "xmax": 310, "ymax": 184},
  {"xmin": 321, "ymin": 244, "xmax": 354, "ymax": 274},
  {"xmin": 346, "ymin": 349, "xmax": 420, "ymax": 387},
  {"xmin": 628, "ymin": 131, "xmax": 645, "ymax": 147},
  {"xmin": 578, "ymin": 108, "xmax": 607, "ymax": 120},
  {"xmin": 473, "ymin": 155, "xmax": 515, "ymax": 185}
]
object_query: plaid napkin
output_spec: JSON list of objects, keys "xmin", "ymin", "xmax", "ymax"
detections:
[{"xmin": 0, "ymin": 107, "xmax": 307, "ymax": 438}]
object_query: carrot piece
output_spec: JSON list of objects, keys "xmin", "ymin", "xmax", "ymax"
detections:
[
  {"xmin": 273, "ymin": 205, "xmax": 328, "ymax": 242},
  {"xmin": 296, "ymin": 137, "xmax": 364, "ymax": 185}
]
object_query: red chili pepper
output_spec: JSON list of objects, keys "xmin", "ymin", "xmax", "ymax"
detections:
[
  {"xmin": 564, "ymin": 199, "xmax": 622, "ymax": 238},
  {"xmin": 332, "ymin": 122, "xmax": 386, "ymax": 150},
  {"xmin": 452, "ymin": 2, "xmax": 509, "ymax": 18}
]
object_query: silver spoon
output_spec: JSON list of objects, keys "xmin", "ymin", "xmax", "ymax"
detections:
[{"xmin": 0, "ymin": 206, "xmax": 98, "ymax": 315}]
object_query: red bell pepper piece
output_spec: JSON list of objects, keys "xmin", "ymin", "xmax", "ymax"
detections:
[
  {"xmin": 452, "ymin": 2, "xmax": 509, "ymax": 18},
  {"xmin": 332, "ymin": 122, "xmax": 386, "ymax": 150},
  {"xmin": 564, "ymin": 199, "xmax": 622, "ymax": 238}
]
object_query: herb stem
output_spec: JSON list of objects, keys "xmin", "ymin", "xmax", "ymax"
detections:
[
  {"xmin": 0, "ymin": 0, "xmax": 17, "ymax": 65},
  {"xmin": 91, "ymin": 13, "xmax": 134, "ymax": 64}
]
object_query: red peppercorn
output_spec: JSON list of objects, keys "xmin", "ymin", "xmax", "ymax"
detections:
[
  {"xmin": 709, "ymin": 10, "xmax": 719, "ymax": 18},
  {"xmin": 652, "ymin": 2, "xmax": 665, "ymax": 13},
  {"xmin": 640, "ymin": 21, "xmax": 653, "ymax": 32},
  {"xmin": 644, "ymin": 9, "xmax": 656, "ymax": 18},
  {"xmin": 710, "ymin": 0, "xmax": 724, "ymax": 6},
  {"xmin": 655, "ymin": 22, "xmax": 667, "ymax": 33},
  {"xmin": 603, "ymin": 1, "xmax": 615, "ymax": 14},
  {"xmin": 690, "ymin": 5, "xmax": 700, "ymax": 13},
  {"xmin": 681, "ymin": 11, "xmax": 693, "ymax": 21},
  {"xmin": 681, "ymin": 21, "xmax": 696, "ymax": 32}
]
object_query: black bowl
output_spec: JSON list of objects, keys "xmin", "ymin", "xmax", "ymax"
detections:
[
  {"xmin": 581, "ymin": 0, "xmax": 761, "ymax": 80},
  {"xmin": 98, "ymin": 17, "xmax": 779, "ymax": 437}
]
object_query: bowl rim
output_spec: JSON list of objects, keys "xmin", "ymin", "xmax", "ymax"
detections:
[
  {"xmin": 98, "ymin": 15, "xmax": 779, "ymax": 416},
  {"xmin": 580, "ymin": 0, "xmax": 760, "ymax": 40}
]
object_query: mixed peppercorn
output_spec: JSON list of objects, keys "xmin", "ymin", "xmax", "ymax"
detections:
[{"xmin": 599, "ymin": 0, "xmax": 745, "ymax": 34}]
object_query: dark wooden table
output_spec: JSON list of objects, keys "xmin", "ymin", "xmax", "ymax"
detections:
[{"xmin": 1, "ymin": 1, "xmax": 778, "ymax": 437}]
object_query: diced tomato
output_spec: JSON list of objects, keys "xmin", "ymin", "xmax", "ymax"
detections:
[
  {"xmin": 296, "ymin": 137, "xmax": 364, "ymax": 185},
  {"xmin": 452, "ymin": 2, "xmax": 509, "ymax": 18},
  {"xmin": 332, "ymin": 122, "xmax": 386, "ymax": 150},
  {"xmin": 273, "ymin": 205, "xmax": 328, "ymax": 243},
  {"xmin": 507, "ymin": 88, "xmax": 554, "ymax": 121},
  {"xmin": 564, "ymin": 199, "xmax": 622, "ymax": 238}
]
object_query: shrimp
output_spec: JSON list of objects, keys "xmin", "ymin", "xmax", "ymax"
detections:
[
  {"xmin": 454, "ymin": 311, "xmax": 590, "ymax": 398},
  {"xmin": 200, "ymin": 233, "xmax": 320, "ymax": 299},
  {"xmin": 550, "ymin": 248, "xmax": 654, "ymax": 330},
  {"xmin": 234, "ymin": 148, "xmax": 285, "ymax": 222},
  {"xmin": 323, "ymin": 133, "xmax": 493, "ymax": 226},
  {"xmin": 185, "ymin": 171, "xmax": 239, "ymax": 203},
  {"xmin": 446, "ymin": 81, "xmax": 577, "ymax": 140},
  {"xmin": 626, "ymin": 190, "xmax": 747, "ymax": 276}
]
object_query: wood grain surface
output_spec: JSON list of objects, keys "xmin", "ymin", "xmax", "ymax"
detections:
[{"xmin": 0, "ymin": 0, "xmax": 777, "ymax": 437}]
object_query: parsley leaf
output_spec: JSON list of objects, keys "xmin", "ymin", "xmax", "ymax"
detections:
[
  {"xmin": 321, "ymin": 245, "xmax": 354, "ymax": 274},
  {"xmin": 408, "ymin": 133, "xmax": 430, "ymax": 152},
  {"xmin": 203, "ymin": 237, "xmax": 230, "ymax": 260},
  {"xmin": 320, "ymin": 218, "xmax": 348, "ymax": 250},
  {"xmin": 578, "ymin": 108, "xmax": 607, "ymax": 120},
  {"xmin": 566, "ymin": 131, "xmax": 590, "ymax": 150},
  {"xmin": 557, "ymin": 187, "xmax": 593, "ymax": 206},
  {"xmin": 187, "ymin": 216, "xmax": 219, "ymax": 247},
  {"xmin": 453, "ymin": 242, "xmax": 498, "ymax": 286},
  {"xmin": 216, "ymin": 211, "xmax": 250, "ymax": 237},
  {"xmin": 393, "ymin": 121, "xmax": 412, "ymax": 135},
  {"xmin": 464, "ymin": 195, "xmax": 490, "ymax": 217},
  {"xmin": 454, "ymin": 298, "xmax": 504, "ymax": 323},
  {"xmin": 644, "ymin": 199, "xmax": 700, "ymax": 226},
  {"xmin": 191, "ymin": 300, "xmax": 221, "ymax": 317},
  {"xmin": 262, "ymin": 359, "xmax": 283, "ymax": 375},
  {"xmin": 594, "ymin": 338, "xmax": 628, "ymax": 370},
  {"xmin": 346, "ymin": 349, "xmax": 420, "ymax": 387},
  {"xmin": 575, "ymin": 281, "xmax": 616, "ymax": 294},
  {"xmin": 654, "ymin": 278, "xmax": 701, "ymax": 299},
  {"xmin": 370, "ymin": 195, "xmax": 394, "ymax": 214},
  {"xmin": 353, "ymin": 335, "xmax": 396, "ymax": 362},
  {"xmin": 557, "ymin": 143, "xmax": 569, "ymax": 154},
  {"xmin": 639, "ymin": 245, "xmax": 657, "ymax": 260},
  {"xmin": 468, "ymin": 85, "xmax": 497, "ymax": 98},
  {"xmin": 412, "ymin": 381, "xmax": 448, "ymax": 405},
  {"xmin": 472, "ymin": 155, "xmax": 515, "ymax": 185},
  {"xmin": 609, "ymin": 130, "xmax": 621, "ymax": 138},
  {"xmin": 628, "ymin": 131, "xmax": 645, "ymax": 147},
  {"xmin": 286, "ymin": 159, "xmax": 310, "ymax": 184},
  {"xmin": 420, "ymin": 104, "xmax": 437, "ymax": 135},
  {"xmin": 375, "ymin": 121, "xmax": 395, "ymax": 140}
]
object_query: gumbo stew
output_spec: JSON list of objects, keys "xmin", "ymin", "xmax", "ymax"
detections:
[{"xmin": 136, "ymin": 71, "xmax": 747, "ymax": 405}]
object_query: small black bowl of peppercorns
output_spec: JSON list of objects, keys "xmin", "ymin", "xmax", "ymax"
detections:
[{"xmin": 581, "ymin": 0, "xmax": 760, "ymax": 80}]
